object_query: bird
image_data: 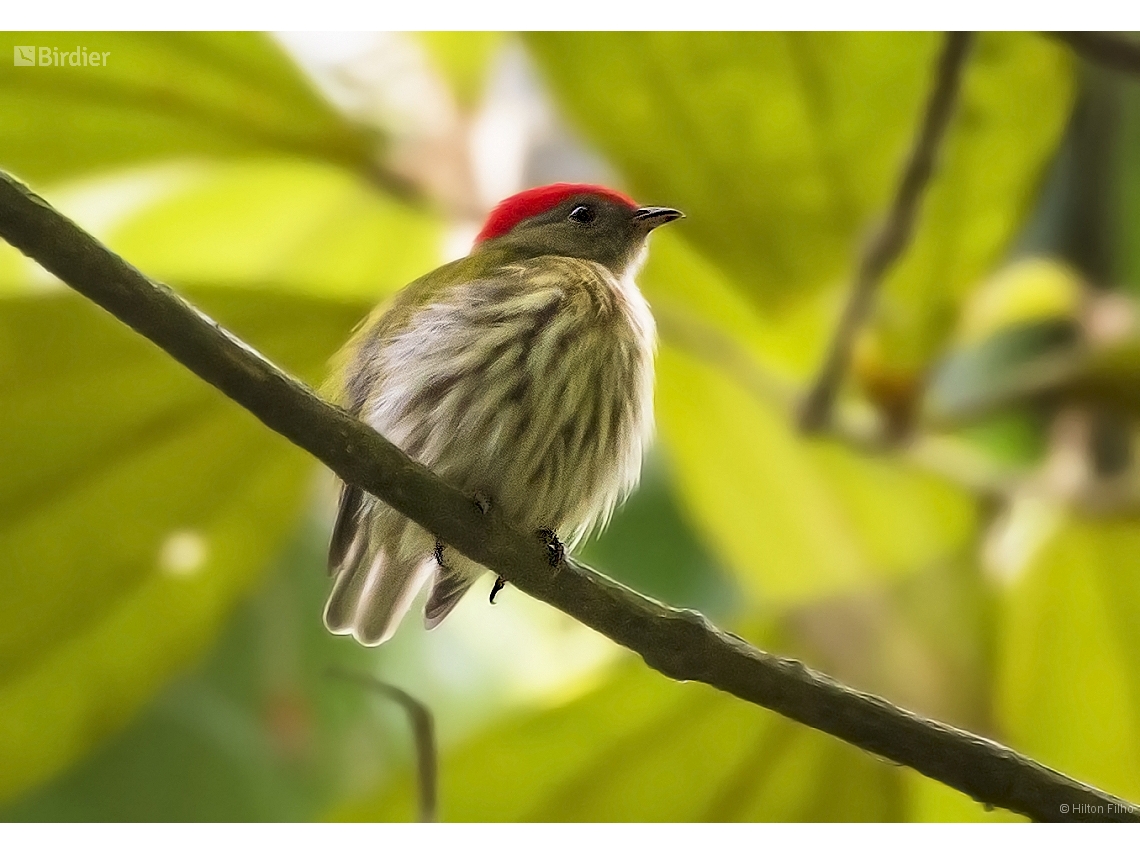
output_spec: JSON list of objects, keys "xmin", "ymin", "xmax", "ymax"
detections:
[{"xmin": 323, "ymin": 183, "xmax": 683, "ymax": 645}]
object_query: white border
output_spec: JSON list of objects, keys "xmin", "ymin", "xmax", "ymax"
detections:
[
  {"xmin": 2, "ymin": 2, "xmax": 1140, "ymax": 32},
  {"xmin": 0, "ymin": 822, "xmax": 1138, "ymax": 850}
]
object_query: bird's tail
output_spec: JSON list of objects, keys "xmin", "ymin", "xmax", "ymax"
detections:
[{"xmin": 324, "ymin": 501, "xmax": 435, "ymax": 646}]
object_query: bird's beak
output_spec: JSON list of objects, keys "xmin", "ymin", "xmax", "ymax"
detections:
[{"xmin": 633, "ymin": 206, "xmax": 684, "ymax": 230}]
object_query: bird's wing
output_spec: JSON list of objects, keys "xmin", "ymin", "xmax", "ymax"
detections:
[
  {"xmin": 327, "ymin": 483, "xmax": 362, "ymax": 575},
  {"xmin": 323, "ymin": 255, "xmax": 622, "ymax": 643},
  {"xmin": 423, "ymin": 564, "xmax": 478, "ymax": 629}
]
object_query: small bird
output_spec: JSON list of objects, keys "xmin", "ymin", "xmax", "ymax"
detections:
[{"xmin": 324, "ymin": 183, "xmax": 683, "ymax": 645}]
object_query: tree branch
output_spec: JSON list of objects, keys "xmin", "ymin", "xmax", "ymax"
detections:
[
  {"xmin": 326, "ymin": 669, "xmax": 437, "ymax": 822},
  {"xmin": 1054, "ymin": 32, "xmax": 1140, "ymax": 76},
  {"xmin": 799, "ymin": 32, "xmax": 974, "ymax": 433},
  {"xmin": 0, "ymin": 169, "xmax": 1134, "ymax": 823}
]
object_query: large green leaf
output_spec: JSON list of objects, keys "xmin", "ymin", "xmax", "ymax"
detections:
[
  {"xmin": 642, "ymin": 235, "xmax": 976, "ymax": 605},
  {"xmin": 0, "ymin": 287, "xmax": 367, "ymax": 803},
  {"xmin": 0, "ymin": 33, "xmax": 376, "ymax": 183},
  {"xmin": 0, "ymin": 517, "xmax": 393, "ymax": 821},
  {"xmin": 996, "ymin": 516, "xmax": 1140, "ymax": 804},
  {"xmin": 107, "ymin": 160, "xmax": 442, "ymax": 300},
  {"xmin": 334, "ymin": 659, "xmax": 907, "ymax": 822},
  {"xmin": 528, "ymin": 32, "xmax": 931, "ymax": 307},
  {"xmin": 527, "ymin": 33, "xmax": 1071, "ymax": 354},
  {"xmin": 418, "ymin": 33, "xmax": 503, "ymax": 109},
  {"xmin": 873, "ymin": 34, "xmax": 1074, "ymax": 370}
]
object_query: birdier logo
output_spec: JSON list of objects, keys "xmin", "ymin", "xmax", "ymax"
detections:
[{"xmin": 13, "ymin": 46, "xmax": 110, "ymax": 66}]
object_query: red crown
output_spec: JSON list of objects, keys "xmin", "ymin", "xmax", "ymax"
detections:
[{"xmin": 475, "ymin": 183, "xmax": 638, "ymax": 244}]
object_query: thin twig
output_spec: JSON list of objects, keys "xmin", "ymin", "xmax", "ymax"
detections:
[
  {"xmin": 799, "ymin": 32, "xmax": 974, "ymax": 433},
  {"xmin": 1054, "ymin": 32, "xmax": 1140, "ymax": 76},
  {"xmin": 326, "ymin": 668, "xmax": 437, "ymax": 822},
  {"xmin": 0, "ymin": 170, "xmax": 1134, "ymax": 823}
]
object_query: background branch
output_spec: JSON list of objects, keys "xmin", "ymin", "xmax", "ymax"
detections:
[
  {"xmin": 326, "ymin": 669, "xmax": 437, "ymax": 823},
  {"xmin": 1054, "ymin": 32, "xmax": 1140, "ymax": 76},
  {"xmin": 656, "ymin": 304, "xmax": 1025, "ymax": 499},
  {"xmin": 799, "ymin": 32, "xmax": 974, "ymax": 433},
  {"xmin": 0, "ymin": 170, "xmax": 1134, "ymax": 823}
]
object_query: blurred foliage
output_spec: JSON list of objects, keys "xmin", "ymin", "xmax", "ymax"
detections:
[
  {"xmin": 656, "ymin": 335, "xmax": 974, "ymax": 604},
  {"xmin": 997, "ymin": 517, "xmax": 1140, "ymax": 804},
  {"xmin": 0, "ymin": 33, "xmax": 378, "ymax": 184},
  {"xmin": 1, "ymin": 30, "xmax": 1139, "ymax": 823},
  {"xmin": 341, "ymin": 568, "xmax": 1016, "ymax": 822},
  {"xmin": 1, "ymin": 518, "xmax": 387, "ymax": 821},
  {"xmin": 928, "ymin": 257, "xmax": 1140, "ymax": 425},
  {"xmin": 0, "ymin": 31, "xmax": 437, "ymax": 805},
  {"xmin": 0, "ymin": 287, "xmax": 366, "ymax": 802},
  {"xmin": 527, "ymin": 33, "xmax": 1072, "ymax": 375},
  {"xmin": 109, "ymin": 161, "xmax": 440, "ymax": 299},
  {"xmin": 418, "ymin": 32, "xmax": 503, "ymax": 109},
  {"xmin": 334, "ymin": 657, "xmax": 915, "ymax": 822}
]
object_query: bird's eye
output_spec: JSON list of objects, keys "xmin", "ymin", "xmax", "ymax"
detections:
[{"xmin": 568, "ymin": 205, "xmax": 596, "ymax": 224}]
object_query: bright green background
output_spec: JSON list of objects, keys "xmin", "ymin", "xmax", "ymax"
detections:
[{"xmin": 0, "ymin": 31, "xmax": 1137, "ymax": 821}]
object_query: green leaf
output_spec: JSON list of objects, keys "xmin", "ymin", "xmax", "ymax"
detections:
[
  {"xmin": 106, "ymin": 160, "xmax": 442, "ymax": 300},
  {"xmin": 527, "ymin": 32, "xmax": 1072, "ymax": 342},
  {"xmin": 527, "ymin": 32, "xmax": 928, "ymax": 307},
  {"xmin": 0, "ymin": 287, "xmax": 367, "ymax": 804},
  {"xmin": 874, "ymin": 34, "xmax": 1074, "ymax": 369},
  {"xmin": 996, "ymin": 516, "xmax": 1140, "ymax": 804},
  {"xmin": 418, "ymin": 32, "xmax": 503, "ymax": 109},
  {"xmin": 641, "ymin": 235, "xmax": 976, "ymax": 605},
  {"xmin": 657, "ymin": 345, "xmax": 975, "ymax": 604},
  {"xmin": 334, "ymin": 657, "xmax": 907, "ymax": 822},
  {"xmin": 0, "ymin": 33, "xmax": 375, "ymax": 183},
  {"xmin": 1, "ymin": 517, "xmax": 394, "ymax": 821}
]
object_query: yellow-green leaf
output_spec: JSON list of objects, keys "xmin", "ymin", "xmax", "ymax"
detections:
[
  {"xmin": 0, "ymin": 288, "xmax": 366, "ymax": 803},
  {"xmin": 418, "ymin": 32, "xmax": 503, "ymax": 109},
  {"xmin": 642, "ymin": 235, "xmax": 976, "ymax": 605},
  {"xmin": 527, "ymin": 32, "xmax": 1071, "ymax": 338},
  {"xmin": 334, "ymin": 659, "xmax": 906, "ymax": 822},
  {"xmin": 875, "ymin": 34, "xmax": 1073, "ymax": 369},
  {"xmin": 107, "ymin": 160, "xmax": 442, "ymax": 301},
  {"xmin": 996, "ymin": 516, "xmax": 1140, "ymax": 804},
  {"xmin": 0, "ymin": 32, "xmax": 376, "ymax": 183}
]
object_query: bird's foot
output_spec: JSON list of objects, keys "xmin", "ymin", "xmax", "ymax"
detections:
[
  {"xmin": 433, "ymin": 538, "xmax": 445, "ymax": 568},
  {"xmin": 538, "ymin": 528, "xmax": 564, "ymax": 568},
  {"xmin": 489, "ymin": 576, "xmax": 506, "ymax": 604}
]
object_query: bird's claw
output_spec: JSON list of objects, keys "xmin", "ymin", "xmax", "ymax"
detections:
[
  {"xmin": 433, "ymin": 538, "xmax": 445, "ymax": 567},
  {"xmin": 489, "ymin": 575, "xmax": 506, "ymax": 604},
  {"xmin": 538, "ymin": 528, "xmax": 564, "ymax": 568}
]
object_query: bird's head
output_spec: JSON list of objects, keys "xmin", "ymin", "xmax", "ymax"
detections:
[{"xmin": 473, "ymin": 183, "xmax": 683, "ymax": 277}]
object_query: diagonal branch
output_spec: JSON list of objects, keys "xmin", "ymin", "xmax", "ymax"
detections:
[
  {"xmin": 799, "ymin": 32, "xmax": 974, "ymax": 433},
  {"xmin": 1053, "ymin": 32, "xmax": 1140, "ymax": 76},
  {"xmin": 0, "ymin": 170, "xmax": 1135, "ymax": 823}
]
